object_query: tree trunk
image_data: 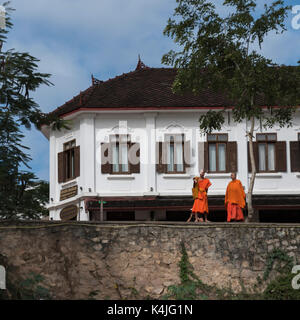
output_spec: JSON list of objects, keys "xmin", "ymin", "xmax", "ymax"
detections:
[{"xmin": 247, "ymin": 116, "xmax": 259, "ymax": 222}]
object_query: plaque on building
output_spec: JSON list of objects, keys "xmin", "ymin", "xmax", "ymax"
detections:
[
  {"xmin": 60, "ymin": 205, "xmax": 78, "ymax": 221},
  {"xmin": 60, "ymin": 185, "xmax": 78, "ymax": 201}
]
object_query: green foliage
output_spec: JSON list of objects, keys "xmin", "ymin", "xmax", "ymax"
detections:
[
  {"xmin": 166, "ymin": 282, "xmax": 200, "ymax": 300},
  {"xmin": 198, "ymin": 110, "xmax": 225, "ymax": 134},
  {"xmin": 88, "ymin": 290, "xmax": 100, "ymax": 300},
  {"xmin": 1, "ymin": 271, "xmax": 52, "ymax": 300},
  {"xmin": 178, "ymin": 241, "xmax": 198, "ymax": 283},
  {"xmin": 163, "ymin": 242, "xmax": 213, "ymax": 300},
  {"xmin": 0, "ymin": 110, "xmax": 50, "ymax": 219},
  {"xmin": 163, "ymin": 244, "xmax": 300, "ymax": 300},
  {"xmin": 259, "ymin": 249, "xmax": 300, "ymax": 300},
  {"xmin": 263, "ymin": 248, "xmax": 294, "ymax": 281},
  {"xmin": 163, "ymin": 0, "xmax": 300, "ymax": 132},
  {"xmin": 162, "ymin": 0, "xmax": 300, "ymax": 219},
  {"xmin": 263, "ymin": 273, "xmax": 300, "ymax": 300},
  {"xmin": 0, "ymin": 3, "xmax": 60, "ymax": 219}
]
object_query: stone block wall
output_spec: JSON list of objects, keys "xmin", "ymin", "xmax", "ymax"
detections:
[{"xmin": 0, "ymin": 221, "xmax": 299, "ymax": 299}]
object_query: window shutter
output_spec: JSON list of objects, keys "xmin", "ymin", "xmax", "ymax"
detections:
[
  {"xmin": 162, "ymin": 141, "xmax": 168, "ymax": 173},
  {"xmin": 290, "ymin": 141, "xmax": 300, "ymax": 172},
  {"xmin": 156, "ymin": 142, "xmax": 165, "ymax": 173},
  {"xmin": 204, "ymin": 142, "xmax": 208, "ymax": 172},
  {"xmin": 58, "ymin": 151, "xmax": 65, "ymax": 183},
  {"xmin": 226, "ymin": 142, "xmax": 237, "ymax": 173},
  {"xmin": 129, "ymin": 142, "xmax": 140, "ymax": 173},
  {"xmin": 248, "ymin": 142, "xmax": 259, "ymax": 172},
  {"xmin": 74, "ymin": 146, "xmax": 80, "ymax": 178},
  {"xmin": 101, "ymin": 142, "xmax": 112, "ymax": 174},
  {"xmin": 275, "ymin": 141, "xmax": 287, "ymax": 172},
  {"xmin": 183, "ymin": 140, "xmax": 191, "ymax": 170}
]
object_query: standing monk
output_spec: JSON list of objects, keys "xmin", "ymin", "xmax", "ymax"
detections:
[
  {"xmin": 188, "ymin": 169, "xmax": 212, "ymax": 223},
  {"xmin": 225, "ymin": 173, "xmax": 246, "ymax": 222}
]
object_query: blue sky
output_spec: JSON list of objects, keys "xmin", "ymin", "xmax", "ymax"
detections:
[{"xmin": 3, "ymin": 0, "xmax": 300, "ymax": 181}]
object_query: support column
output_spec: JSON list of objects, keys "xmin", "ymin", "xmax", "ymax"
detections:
[
  {"xmin": 144, "ymin": 113, "xmax": 157, "ymax": 194},
  {"xmin": 79, "ymin": 114, "xmax": 96, "ymax": 193},
  {"xmin": 49, "ymin": 132, "xmax": 56, "ymax": 219}
]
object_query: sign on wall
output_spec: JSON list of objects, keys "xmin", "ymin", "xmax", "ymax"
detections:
[
  {"xmin": 60, "ymin": 185, "xmax": 78, "ymax": 201},
  {"xmin": 60, "ymin": 205, "xmax": 78, "ymax": 221}
]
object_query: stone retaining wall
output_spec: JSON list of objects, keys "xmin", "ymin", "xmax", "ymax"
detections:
[{"xmin": 0, "ymin": 221, "xmax": 299, "ymax": 299}]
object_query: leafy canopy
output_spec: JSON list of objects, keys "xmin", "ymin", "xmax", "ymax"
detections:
[
  {"xmin": 0, "ymin": 2, "xmax": 52, "ymax": 219},
  {"xmin": 162, "ymin": 0, "xmax": 300, "ymax": 133}
]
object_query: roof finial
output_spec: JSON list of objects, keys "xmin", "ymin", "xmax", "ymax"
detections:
[
  {"xmin": 135, "ymin": 54, "xmax": 149, "ymax": 71},
  {"xmin": 91, "ymin": 73, "xmax": 103, "ymax": 86}
]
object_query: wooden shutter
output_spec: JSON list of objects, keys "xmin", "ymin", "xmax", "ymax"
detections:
[
  {"xmin": 58, "ymin": 151, "xmax": 65, "ymax": 183},
  {"xmin": 162, "ymin": 142, "xmax": 168, "ymax": 173},
  {"xmin": 74, "ymin": 146, "xmax": 80, "ymax": 178},
  {"xmin": 101, "ymin": 142, "xmax": 112, "ymax": 174},
  {"xmin": 204, "ymin": 142, "xmax": 208, "ymax": 172},
  {"xmin": 226, "ymin": 142, "xmax": 237, "ymax": 173},
  {"xmin": 290, "ymin": 141, "xmax": 300, "ymax": 172},
  {"xmin": 275, "ymin": 141, "xmax": 287, "ymax": 172},
  {"xmin": 129, "ymin": 142, "xmax": 140, "ymax": 173},
  {"xmin": 248, "ymin": 142, "xmax": 259, "ymax": 172},
  {"xmin": 183, "ymin": 140, "xmax": 191, "ymax": 170},
  {"xmin": 156, "ymin": 142, "xmax": 166, "ymax": 173}
]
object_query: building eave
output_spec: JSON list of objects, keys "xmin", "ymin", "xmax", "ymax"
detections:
[
  {"xmin": 40, "ymin": 124, "xmax": 50, "ymax": 140},
  {"xmin": 52, "ymin": 105, "xmax": 300, "ymax": 121}
]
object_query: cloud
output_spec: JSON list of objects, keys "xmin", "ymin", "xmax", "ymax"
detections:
[
  {"xmin": 5, "ymin": 0, "xmax": 178, "ymax": 181},
  {"xmin": 4, "ymin": 0, "xmax": 298, "ymax": 182},
  {"xmin": 254, "ymin": 30, "xmax": 300, "ymax": 65},
  {"xmin": 19, "ymin": 128, "xmax": 49, "ymax": 181}
]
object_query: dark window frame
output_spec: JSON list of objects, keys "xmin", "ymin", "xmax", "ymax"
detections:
[
  {"xmin": 63, "ymin": 139, "xmax": 76, "ymax": 182},
  {"xmin": 256, "ymin": 133, "xmax": 277, "ymax": 173},
  {"xmin": 207, "ymin": 133, "xmax": 228, "ymax": 173}
]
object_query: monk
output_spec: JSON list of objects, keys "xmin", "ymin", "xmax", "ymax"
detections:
[
  {"xmin": 187, "ymin": 169, "xmax": 212, "ymax": 223},
  {"xmin": 225, "ymin": 173, "xmax": 246, "ymax": 222}
]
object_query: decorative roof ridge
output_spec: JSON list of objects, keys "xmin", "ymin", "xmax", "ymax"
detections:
[
  {"xmin": 100, "ymin": 66, "xmax": 174, "ymax": 85},
  {"xmin": 135, "ymin": 54, "xmax": 149, "ymax": 71}
]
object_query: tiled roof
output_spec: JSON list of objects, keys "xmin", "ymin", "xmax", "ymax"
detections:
[{"xmin": 50, "ymin": 67, "xmax": 236, "ymax": 117}]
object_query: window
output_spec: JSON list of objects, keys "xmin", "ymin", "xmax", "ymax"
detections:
[
  {"xmin": 289, "ymin": 134, "xmax": 300, "ymax": 172},
  {"xmin": 111, "ymin": 135, "xmax": 129, "ymax": 174},
  {"xmin": 166, "ymin": 134, "xmax": 184, "ymax": 173},
  {"xmin": 58, "ymin": 140, "xmax": 80, "ymax": 183},
  {"xmin": 248, "ymin": 135, "xmax": 287, "ymax": 173},
  {"xmin": 101, "ymin": 135, "xmax": 140, "ymax": 174},
  {"xmin": 156, "ymin": 135, "xmax": 191, "ymax": 174},
  {"xmin": 207, "ymin": 134, "xmax": 228, "ymax": 172},
  {"xmin": 256, "ymin": 133, "xmax": 277, "ymax": 172},
  {"xmin": 64, "ymin": 140, "xmax": 76, "ymax": 180}
]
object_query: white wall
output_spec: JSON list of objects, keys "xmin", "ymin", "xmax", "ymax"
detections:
[{"xmin": 48, "ymin": 109, "xmax": 300, "ymax": 219}]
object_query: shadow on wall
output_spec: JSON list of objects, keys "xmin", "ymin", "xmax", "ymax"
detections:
[
  {"xmin": 166, "ymin": 210, "xmax": 228, "ymax": 222},
  {"xmin": 259, "ymin": 210, "xmax": 300, "ymax": 223}
]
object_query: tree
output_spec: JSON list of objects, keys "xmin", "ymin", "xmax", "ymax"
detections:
[
  {"xmin": 162, "ymin": 0, "xmax": 300, "ymax": 221},
  {"xmin": 0, "ymin": 2, "xmax": 66, "ymax": 219},
  {"xmin": 0, "ymin": 111, "xmax": 49, "ymax": 219}
]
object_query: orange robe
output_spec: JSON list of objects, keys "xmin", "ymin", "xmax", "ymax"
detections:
[
  {"xmin": 225, "ymin": 179, "xmax": 245, "ymax": 222},
  {"xmin": 191, "ymin": 178, "xmax": 212, "ymax": 214}
]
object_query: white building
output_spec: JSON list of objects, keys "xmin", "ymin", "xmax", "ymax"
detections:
[{"xmin": 41, "ymin": 60, "xmax": 300, "ymax": 222}]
